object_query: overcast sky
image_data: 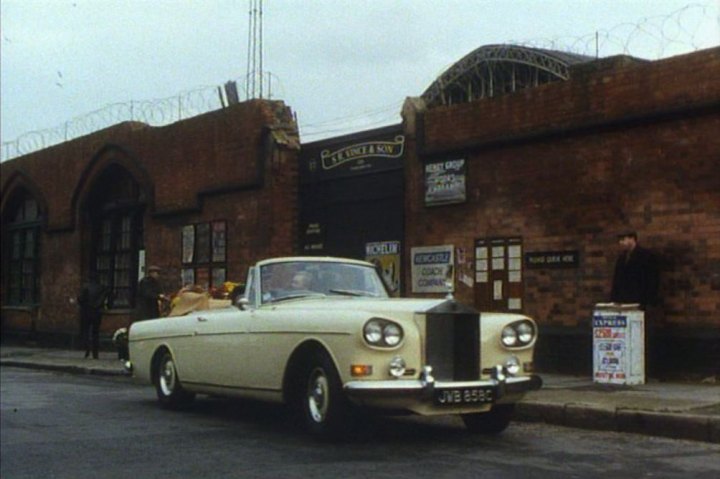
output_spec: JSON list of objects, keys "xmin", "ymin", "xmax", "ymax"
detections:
[{"xmin": 1, "ymin": 0, "xmax": 718, "ymax": 158}]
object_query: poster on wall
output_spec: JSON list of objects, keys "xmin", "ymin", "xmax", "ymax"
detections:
[
  {"xmin": 195, "ymin": 223, "xmax": 210, "ymax": 263},
  {"xmin": 212, "ymin": 268, "xmax": 226, "ymax": 288},
  {"xmin": 212, "ymin": 221, "xmax": 227, "ymax": 262},
  {"xmin": 181, "ymin": 225, "xmax": 195, "ymax": 264},
  {"xmin": 181, "ymin": 268, "xmax": 195, "ymax": 287},
  {"xmin": 411, "ymin": 245, "xmax": 454, "ymax": 293},
  {"xmin": 424, "ymin": 159, "xmax": 466, "ymax": 206},
  {"xmin": 365, "ymin": 241, "xmax": 401, "ymax": 296},
  {"xmin": 195, "ymin": 267, "xmax": 210, "ymax": 290},
  {"xmin": 138, "ymin": 249, "xmax": 146, "ymax": 281}
]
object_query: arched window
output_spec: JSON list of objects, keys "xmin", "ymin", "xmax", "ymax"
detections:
[
  {"xmin": 3, "ymin": 190, "xmax": 42, "ymax": 305},
  {"xmin": 87, "ymin": 165, "xmax": 144, "ymax": 308}
]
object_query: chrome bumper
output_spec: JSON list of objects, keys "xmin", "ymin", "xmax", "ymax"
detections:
[{"xmin": 344, "ymin": 365, "xmax": 542, "ymax": 402}]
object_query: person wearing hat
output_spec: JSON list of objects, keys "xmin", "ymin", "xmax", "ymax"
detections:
[{"xmin": 135, "ymin": 265, "xmax": 166, "ymax": 321}]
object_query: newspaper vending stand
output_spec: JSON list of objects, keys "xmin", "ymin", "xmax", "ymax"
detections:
[{"xmin": 592, "ymin": 303, "xmax": 645, "ymax": 385}]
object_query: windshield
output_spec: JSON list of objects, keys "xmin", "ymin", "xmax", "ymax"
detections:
[{"xmin": 259, "ymin": 261, "xmax": 388, "ymax": 304}]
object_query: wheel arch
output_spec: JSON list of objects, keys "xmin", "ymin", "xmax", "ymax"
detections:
[{"xmin": 281, "ymin": 339, "xmax": 339, "ymax": 405}]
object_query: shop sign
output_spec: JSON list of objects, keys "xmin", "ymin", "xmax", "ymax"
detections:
[
  {"xmin": 525, "ymin": 251, "xmax": 579, "ymax": 269},
  {"xmin": 424, "ymin": 159, "xmax": 466, "ymax": 206},
  {"xmin": 411, "ymin": 245, "xmax": 454, "ymax": 293},
  {"xmin": 303, "ymin": 133, "xmax": 405, "ymax": 181}
]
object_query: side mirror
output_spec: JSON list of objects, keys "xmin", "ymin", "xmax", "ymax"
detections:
[{"xmin": 236, "ymin": 297, "xmax": 250, "ymax": 310}]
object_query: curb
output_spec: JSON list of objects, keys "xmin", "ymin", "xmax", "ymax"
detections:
[
  {"xmin": 515, "ymin": 402, "xmax": 720, "ymax": 444},
  {"xmin": 1, "ymin": 360, "xmax": 129, "ymax": 377}
]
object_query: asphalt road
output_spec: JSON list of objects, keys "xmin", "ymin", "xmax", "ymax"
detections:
[{"xmin": 2, "ymin": 367, "xmax": 719, "ymax": 479}]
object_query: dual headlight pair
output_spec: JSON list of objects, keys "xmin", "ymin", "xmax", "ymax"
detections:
[
  {"xmin": 363, "ymin": 318, "xmax": 403, "ymax": 347},
  {"xmin": 501, "ymin": 320, "xmax": 536, "ymax": 348}
]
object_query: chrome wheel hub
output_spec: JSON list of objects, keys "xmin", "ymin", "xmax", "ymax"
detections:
[
  {"xmin": 160, "ymin": 359, "xmax": 176, "ymax": 396},
  {"xmin": 307, "ymin": 368, "xmax": 329, "ymax": 423}
]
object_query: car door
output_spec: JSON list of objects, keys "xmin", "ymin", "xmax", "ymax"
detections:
[{"xmin": 179, "ymin": 307, "xmax": 252, "ymax": 388}]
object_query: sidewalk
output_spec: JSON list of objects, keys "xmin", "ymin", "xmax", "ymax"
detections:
[{"xmin": 1, "ymin": 344, "xmax": 718, "ymax": 443}]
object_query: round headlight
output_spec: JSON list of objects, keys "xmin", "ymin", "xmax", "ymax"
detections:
[
  {"xmin": 517, "ymin": 322, "xmax": 534, "ymax": 344},
  {"xmin": 364, "ymin": 321, "xmax": 383, "ymax": 344},
  {"xmin": 383, "ymin": 323, "xmax": 402, "ymax": 346},
  {"xmin": 501, "ymin": 326, "xmax": 518, "ymax": 347}
]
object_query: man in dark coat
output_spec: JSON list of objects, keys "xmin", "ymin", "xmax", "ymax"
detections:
[
  {"xmin": 611, "ymin": 232, "xmax": 661, "ymax": 376},
  {"xmin": 78, "ymin": 275, "xmax": 109, "ymax": 359},
  {"xmin": 611, "ymin": 232, "xmax": 659, "ymax": 310},
  {"xmin": 135, "ymin": 265, "xmax": 165, "ymax": 320}
]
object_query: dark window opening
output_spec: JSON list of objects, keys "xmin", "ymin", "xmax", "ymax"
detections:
[{"xmin": 3, "ymin": 191, "xmax": 42, "ymax": 305}]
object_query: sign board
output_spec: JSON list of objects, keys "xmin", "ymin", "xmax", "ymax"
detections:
[
  {"xmin": 301, "ymin": 129, "xmax": 405, "ymax": 182},
  {"xmin": 411, "ymin": 245, "xmax": 454, "ymax": 293},
  {"xmin": 301, "ymin": 221, "xmax": 325, "ymax": 254},
  {"xmin": 365, "ymin": 241, "xmax": 401, "ymax": 296},
  {"xmin": 424, "ymin": 159, "xmax": 466, "ymax": 206},
  {"xmin": 525, "ymin": 251, "xmax": 579, "ymax": 269}
]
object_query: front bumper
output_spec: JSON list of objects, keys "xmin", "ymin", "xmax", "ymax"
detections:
[{"xmin": 344, "ymin": 365, "xmax": 542, "ymax": 408}]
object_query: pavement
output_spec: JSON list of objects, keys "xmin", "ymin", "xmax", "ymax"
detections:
[{"xmin": 1, "ymin": 343, "xmax": 718, "ymax": 443}]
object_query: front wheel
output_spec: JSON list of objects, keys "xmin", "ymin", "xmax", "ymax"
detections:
[
  {"xmin": 154, "ymin": 351, "xmax": 195, "ymax": 409},
  {"xmin": 299, "ymin": 351, "xmax": 351, "ymax": 438},
  {"xmin": 461, "ymin": 404, "xmax": 515, "ymax": 434}
]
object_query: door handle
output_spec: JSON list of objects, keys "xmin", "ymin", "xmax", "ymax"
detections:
[{"xmin": 197, "ymin": 317, "xmax": 208, "ymax": 322}]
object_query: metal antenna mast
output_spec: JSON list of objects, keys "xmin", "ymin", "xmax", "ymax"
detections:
[{"xmin": 246, "ymin": 0, "xmax": 264, "ymax": 100}]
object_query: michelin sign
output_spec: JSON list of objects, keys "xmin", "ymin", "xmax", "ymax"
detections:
[{"xmin": 411, "ymin": 245, "xmax": 454, "ymax": 293}]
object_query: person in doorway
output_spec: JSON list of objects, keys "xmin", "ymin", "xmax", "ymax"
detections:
[
  {"xmin": 610, "ymin": 232, "xmax": 659, "ymax": 310},
  {"xmin": 77, "ymin": 274, "xmax": 109, "ymax": 359},
  {"xmin": 135, "ymin": 265, "xmax": 166, "ymax": 320}
]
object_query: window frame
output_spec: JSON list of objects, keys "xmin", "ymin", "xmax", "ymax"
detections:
[
  {"xmin": 181, "ymin": 220, "xmax": 227, "ymax": 290},
  {"xmin": 93, "ymin": 207, "xmax": 144, "ymax": 309}
]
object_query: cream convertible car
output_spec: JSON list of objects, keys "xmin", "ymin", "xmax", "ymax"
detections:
[{"xmin": 128, "ymin": 257, "xmax": 542, "ymax": 436}]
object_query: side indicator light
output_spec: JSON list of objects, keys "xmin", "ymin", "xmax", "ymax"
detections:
[{"xmin": 351, "ymin": 364, "xmax": 373, "ymax": 377}]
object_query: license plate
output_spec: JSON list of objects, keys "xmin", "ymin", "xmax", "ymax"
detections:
[{"xmin": 434, "ymin": 387, "xmax": 494, "ymax": 406}]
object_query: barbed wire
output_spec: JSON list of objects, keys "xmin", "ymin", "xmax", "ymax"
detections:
[
  {"xmin": 511, "ymin": 2, "xmax": 718, "ymax": 59},
  {"xmin": 2, "ymin": 2, "xmax": 717, "ymax": 161}
]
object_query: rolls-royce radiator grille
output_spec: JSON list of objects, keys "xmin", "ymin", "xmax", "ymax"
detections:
[{"xmin": 425, "ymin": 310, "xmax": 480, "ymax": 381}]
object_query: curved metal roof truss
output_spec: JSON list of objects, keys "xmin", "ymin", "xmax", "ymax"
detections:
[{"xmin": 422, "ymin": 44, "xmax": 593, "ymax": 107}]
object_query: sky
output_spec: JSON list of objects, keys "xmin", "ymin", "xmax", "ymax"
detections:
[{"xmin": 1, "ymin": 0, "xmax": 718, "ymax": 160}]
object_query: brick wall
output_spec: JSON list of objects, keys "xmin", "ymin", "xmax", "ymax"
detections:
[
  {"xmin": 1, "ymin": 100, "xmax": 299, "ymax": 342},
  {"xmin": 404, "ymin": 48, "xmax": 720, "ymax": 375}
]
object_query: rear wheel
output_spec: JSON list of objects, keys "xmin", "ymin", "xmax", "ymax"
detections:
[
  {"xmin": 461, "ymin": 404, "xmax": 515, "ymax": 434},
  {"xmin": 154, "ymin": 351, "xmax": 195, "ymax": 409}
]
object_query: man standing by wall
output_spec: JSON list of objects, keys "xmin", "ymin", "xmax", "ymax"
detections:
[
  {"xmin": 135, "ymin": 265, "xmax": 166, "ymax": 321},
  {"xmin": 77, "ymin": 274, "xmax": 109, "ymax": 359},
  {"xmin": 611, "ymin": 231, "xmax": 661, "ymax": 376},
  {"xmin": 611, "ymin": 232, "xmax": 659, "ymax": 309}
]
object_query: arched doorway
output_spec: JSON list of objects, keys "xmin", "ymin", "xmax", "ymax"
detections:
[{"xmin": 83, "ymin": 164, "xmax": 145, "ymax": 308}]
